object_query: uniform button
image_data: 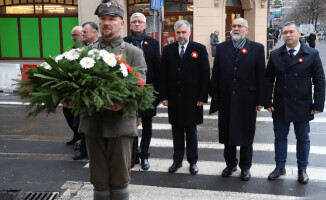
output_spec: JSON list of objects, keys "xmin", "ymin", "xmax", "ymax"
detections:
[
  {"xmin": 178, "ymin": 68, "xmax": 181, "ymax": 71},
  {"xmin": 295, "ymin": 85, "xmax": 298, "ymax": 88},
  {"xmin": 177, "ymin": 81, "xmax": 181, "ymax": 84},
  {"xmin": 234, "ymin": 67, "xmax": 237, "ymax": 70},
  {"xmin": 294, "ymin": 97, "xmax": 297, "ymax": 101},
  {"xmin": 295, "ymin": 73, "xmax": 298, "ymax": 76},
  {"xmin": 233, "ymin": 78, "xmax": 236, "ymax": 81},
  {"xmin": 232, "ymin": 90, "xmax": 235, "ymax": 94},
  {"xmin": 284, "ymin": 86, "xmax": 287, "ymax": 89},
  {"xmin": 178, "ymin": 93, "xmax": 181, "ymax": 97}
]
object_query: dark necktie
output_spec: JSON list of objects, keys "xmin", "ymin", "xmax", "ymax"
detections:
[
  {"xmin": 180, "ymin": 46, "xmax": 185, "ymax": 60},
  {"xmin": 289, "ymin": 49, "xmax": 295, "ymax": 59}
]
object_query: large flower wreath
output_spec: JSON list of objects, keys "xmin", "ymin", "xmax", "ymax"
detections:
[{"xmin": 16, "ymin": 46, "xmax": 157, "ymax": 118}]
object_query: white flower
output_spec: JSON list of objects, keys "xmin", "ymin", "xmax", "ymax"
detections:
[
  {"xmin": 65, "ymin": 49, "xmax": 80, "ymax": 61},
  {"xmin": 88, "ymin": 49, "xmax": 100, "ymax": 59},
  {"xmin": 55, "ymin": 53, "xmax": 65, "ymax": 62},
  {"xmin": 102, "ymin": 52, "xmax": 117, "ymax": 67},
  {"xmin": 99, "ymin": 49, "xmax": 109, "ymax": 57},
  {"xmin": 75, "ymin": 48, "xmax": 83, "ymax": 52},
  {"xmin": 119, "ymin": 63, "xmax": 128, "ymax": 77},
  {"xmin": 80, "ymin": 57, "xmax": 95, "ymax": 69},
  {"xmin": 39, "ymin": 62, "xmax": 52, "ymax": 70}
]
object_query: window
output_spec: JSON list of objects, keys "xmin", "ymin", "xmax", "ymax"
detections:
[{"xmin": 0, "ymin": 0, "xmax": 78, "ymax": 14}]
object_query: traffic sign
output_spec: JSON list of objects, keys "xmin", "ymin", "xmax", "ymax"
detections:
[{"xmin": 151, "ymin": 0, "xmax": 164, "ymax": 10}]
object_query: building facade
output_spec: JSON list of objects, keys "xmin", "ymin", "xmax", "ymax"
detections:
[{"xmin": 0, "ymin": 0, "xmax": 268, "ymax": 62}]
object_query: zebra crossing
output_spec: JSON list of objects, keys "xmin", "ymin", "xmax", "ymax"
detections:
[{"xmin": 59, "ymin": 102, "xmax": 326, "ymax": 200}]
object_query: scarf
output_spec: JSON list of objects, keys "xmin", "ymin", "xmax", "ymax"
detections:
[{"xmin": 130, "ymin": 30, "xmax": 147, "ymax": 49}]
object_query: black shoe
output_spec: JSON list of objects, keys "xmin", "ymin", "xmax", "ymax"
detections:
[
  {"xmin": 168, "ymin": 162, "xmax": 182, "ymax": 173},
  {"xmin": 222, "ymin": 167, "xmax": 237, "ymax": 177},
  {"xmin": 66, "ymin": 134, "xmax": 81, "ymax": 145},
  {"xmin": 135, "ymin": 156, "xmax": 140, "ymax": 164},
  {"xmin": 268, "ymin": 168, "xmax": 286, "ymax": 180},
  {"xmin": 189, "ymin": 164, "xmax": 198, "ymax": 175},
  {"xmin": 240, "ymin": 169, "xmax": 251, "ymax": 181},
  {"xmin": 73, "ymin": 143, "xmax": 80, "ymax": 151},
  {"xmin": 298, "ymin": 170, "xmax": 309, "ymax": 184},
  {"xmin": 141, "ymin": 159, "xmax": 150, "ymax": 170},
  {"xmin": 73, "ymin": 152, "xmax": 88, "ymax": 160}
]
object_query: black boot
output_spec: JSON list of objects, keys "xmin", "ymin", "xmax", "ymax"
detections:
[{"xmin": 66, "ymin": 132, "xmax": 81, "ymax": 145}]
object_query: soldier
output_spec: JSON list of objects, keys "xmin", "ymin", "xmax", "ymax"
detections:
[{"xmin": 78, "ymin": 1, "xmax": 147, "ymax": 199}]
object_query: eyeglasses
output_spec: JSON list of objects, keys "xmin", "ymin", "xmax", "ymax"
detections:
[
  {"xmin": 131, "ymin": 20, "xmax": 145, "ymax": 25},
  {"xmin": 231, "ymin": 24, "xmax": 247, "ymax": 29},
  {"xmin": 71, "ymin": 34, "xmax": 81, "ymax": 38}
]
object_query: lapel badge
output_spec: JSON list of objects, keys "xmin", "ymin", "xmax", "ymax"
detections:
[
  {"xmin": 106, "ymin": 2, "xmax": 111, "ymax": 7},
  {"xmin": 191, "ymin": 51, "xmax": 198, "ymax": 58},
  {"xmin": 299, "ymin": 58, "xmax": 303, "ymax": 63},
  {"xmin": 144, "ymin": 41, "xmax": 148, "ymax": 45},
  {"xmin": 241, "ymin": 48, "xmax": 247, "ymax": 54}
]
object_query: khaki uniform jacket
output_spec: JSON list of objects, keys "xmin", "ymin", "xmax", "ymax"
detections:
[{"xmin": 79, "ymin": 36, "xmax": 147, "ymax": 138}]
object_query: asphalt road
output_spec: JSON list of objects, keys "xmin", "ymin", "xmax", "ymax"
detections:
[{"xmin": 0, "ymin": 40, "xmax": 326, "ymax": 200}]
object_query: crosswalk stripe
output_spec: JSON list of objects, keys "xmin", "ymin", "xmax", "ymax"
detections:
[
  {"xmin": 83, "ymin": 158, "xmax": 326, "ymax": 182},
  {"xmin": 59, "ymin": 181, "xmax": 303, "ymax": 200},
  {"xmin": 154, "ymin": 113, "xmax": 326, "ymax": 122},
  {"xmin": 158, "ymin": 104, "xmax": 326, "ymax": 112},
  {"xmin": 147, "ymin": 138, "xmax": 326, "ymax": 155}
]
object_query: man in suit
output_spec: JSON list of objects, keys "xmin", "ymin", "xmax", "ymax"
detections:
[
  {"xmin": 78, "ymin": 1, "xmax": 146, "ymax": 199},
  {"xmin": 70, "ymin": 22, "xmax": 100, "ymax": 161},
  {"xmin": 265, "ymin": 21, "xmax": 325, "ymax": 184},
  {"xmin": 210, "ymin": 17, "xmax": 266, "ymax": 181},
  {"xmin": 160, "ymin": 20, "xmax": 210, "ymax": 175},
  {"xmin": 124, "ymin": 12, "xmax": 160, "ymax": 170},
  {"xmin": 64, "ymin": 26, "xmax": 85, "ymax": 147}
]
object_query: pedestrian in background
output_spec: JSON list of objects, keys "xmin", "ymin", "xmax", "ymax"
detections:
[
  {"xmin": 124, "ymin": 12, "xmax": 161, "ymax": 171},
  {"xmin": 78, "ymin": 0, "xmax": 147, "ymax": 199},
  {"xmin": 210, "ymin": 29, "xmax": 219, "ymax": 57},
  {"xmin": 210, "ymin": 17, "xmax": 266, "ymax": 181},
  {"xmin": 64, "ymin": 26, "xmax": 84, "ymax": 147},
  {"xmin": 160, "ymin": 20, "xmax": 210, "ymax": 175},
  {"xmin": 265, "ymin": 21, "xmax": 325, "ymax": 184},
  {"xmin": 307, "ymin": 30, "xmax": 318, "ymax": 48}
]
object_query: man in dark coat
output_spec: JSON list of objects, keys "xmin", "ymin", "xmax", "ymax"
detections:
[
  {"xmin": 265, "ymin": 21, "xmax": 325, "ymax": 184},
  {"xmin": 210, "ymin": 17, "xmax": 266, "ymax": 181},
  {"xmin": 160, "ymin": 20, "xmax": 210, "ymax": 175},
  {"xmin": 124, "ymin": 12, "xmax": 160, "ymax": 170}
]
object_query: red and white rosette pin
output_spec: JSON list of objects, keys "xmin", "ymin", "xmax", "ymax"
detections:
[
  {"xmin": 191, "ymin": 51, "xmax": 198, "ymax": 58},
  {"xmin": 241, "ymin": 48, "xmax": 247, "ymax": 54},
  {"xmin": 298, "ymin": 58, "xmax": 303, "ymax": 63},
  {"xmin": 143, "ymin": 41, "xmax": 148, "ymax": 45}
]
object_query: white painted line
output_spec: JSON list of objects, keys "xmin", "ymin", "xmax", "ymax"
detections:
[
  {"xmin": 84, "ymin": 158, "xmax": 326, "ymax": 182},
  {"xmin": 59, "ymin": 181, "xmax": 303, "ymax": 200},
  {"xmin": 147, "ymin": 138, "xmax": 326, "ymax": 155}
]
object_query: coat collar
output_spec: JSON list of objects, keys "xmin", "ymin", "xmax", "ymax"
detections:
[
  {"xmin": 225, "ymin": 38, "xmax": 250, "ymax": 64},
  {"xmin": 279, "ymin": 41, "xmax": 309, "ymax": 70}
]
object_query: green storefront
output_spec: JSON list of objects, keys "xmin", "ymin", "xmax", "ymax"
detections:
[{"xmin": 0, "ymin": 0, "xmax": 79, "ymax": 60}]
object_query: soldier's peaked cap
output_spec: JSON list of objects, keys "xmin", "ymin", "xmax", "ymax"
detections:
[{"xmin": 94, "ymin": 0, "xmax": 124, "ymax": 19}]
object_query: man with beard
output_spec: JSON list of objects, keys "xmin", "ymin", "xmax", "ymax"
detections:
[
  {"xmin": 78, "ymin": 1, "xmax": 146, "ymax": 199},
  {"xmin": 160, "ymin": 20, "xmax": 210, "ymax": 175},
  {"xmin": 124, "ymin": 12, "xmax": 161, "ymax": 170},
  {"xmin": 210, "ymin": 17, "xmax": 265, "ymax": 181}
]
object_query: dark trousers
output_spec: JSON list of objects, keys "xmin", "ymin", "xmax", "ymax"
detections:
[
  {"xmin": 273, "ymin": 120, "xmax": 310, "ymax": 170},
  {"xmin": 134, "ymin": 116, "xmax": 153, "ymax": 159},
  {"xmin": 63, "ymin": 107, "xmax": 80, "ymax": 134},
  {"xmin": 172, "ymin": 125, "xmax": 198, "ymax": 164},
  {"xmin": 224, "ymin": 144, "xmax": 253, "ymax": 170},
  {"xmin": 63, "ymin": 107, "xmax": 86, "ymax": 154}
]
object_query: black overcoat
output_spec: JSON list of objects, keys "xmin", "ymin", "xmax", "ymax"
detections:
[
  {"xmin": 210, "ymin": 39, "xmax": 266, "ymax": 146},
  {"xmin": 265, "ymin": 42, "xmax": 325, "ymax": 122},
  {"xmin": 160, "ymin": 40, "xmax": 210, "ymax": 127},
  {"xmin": 124, "ymin": 35, "xmax": 161, "ymax": 117}
]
